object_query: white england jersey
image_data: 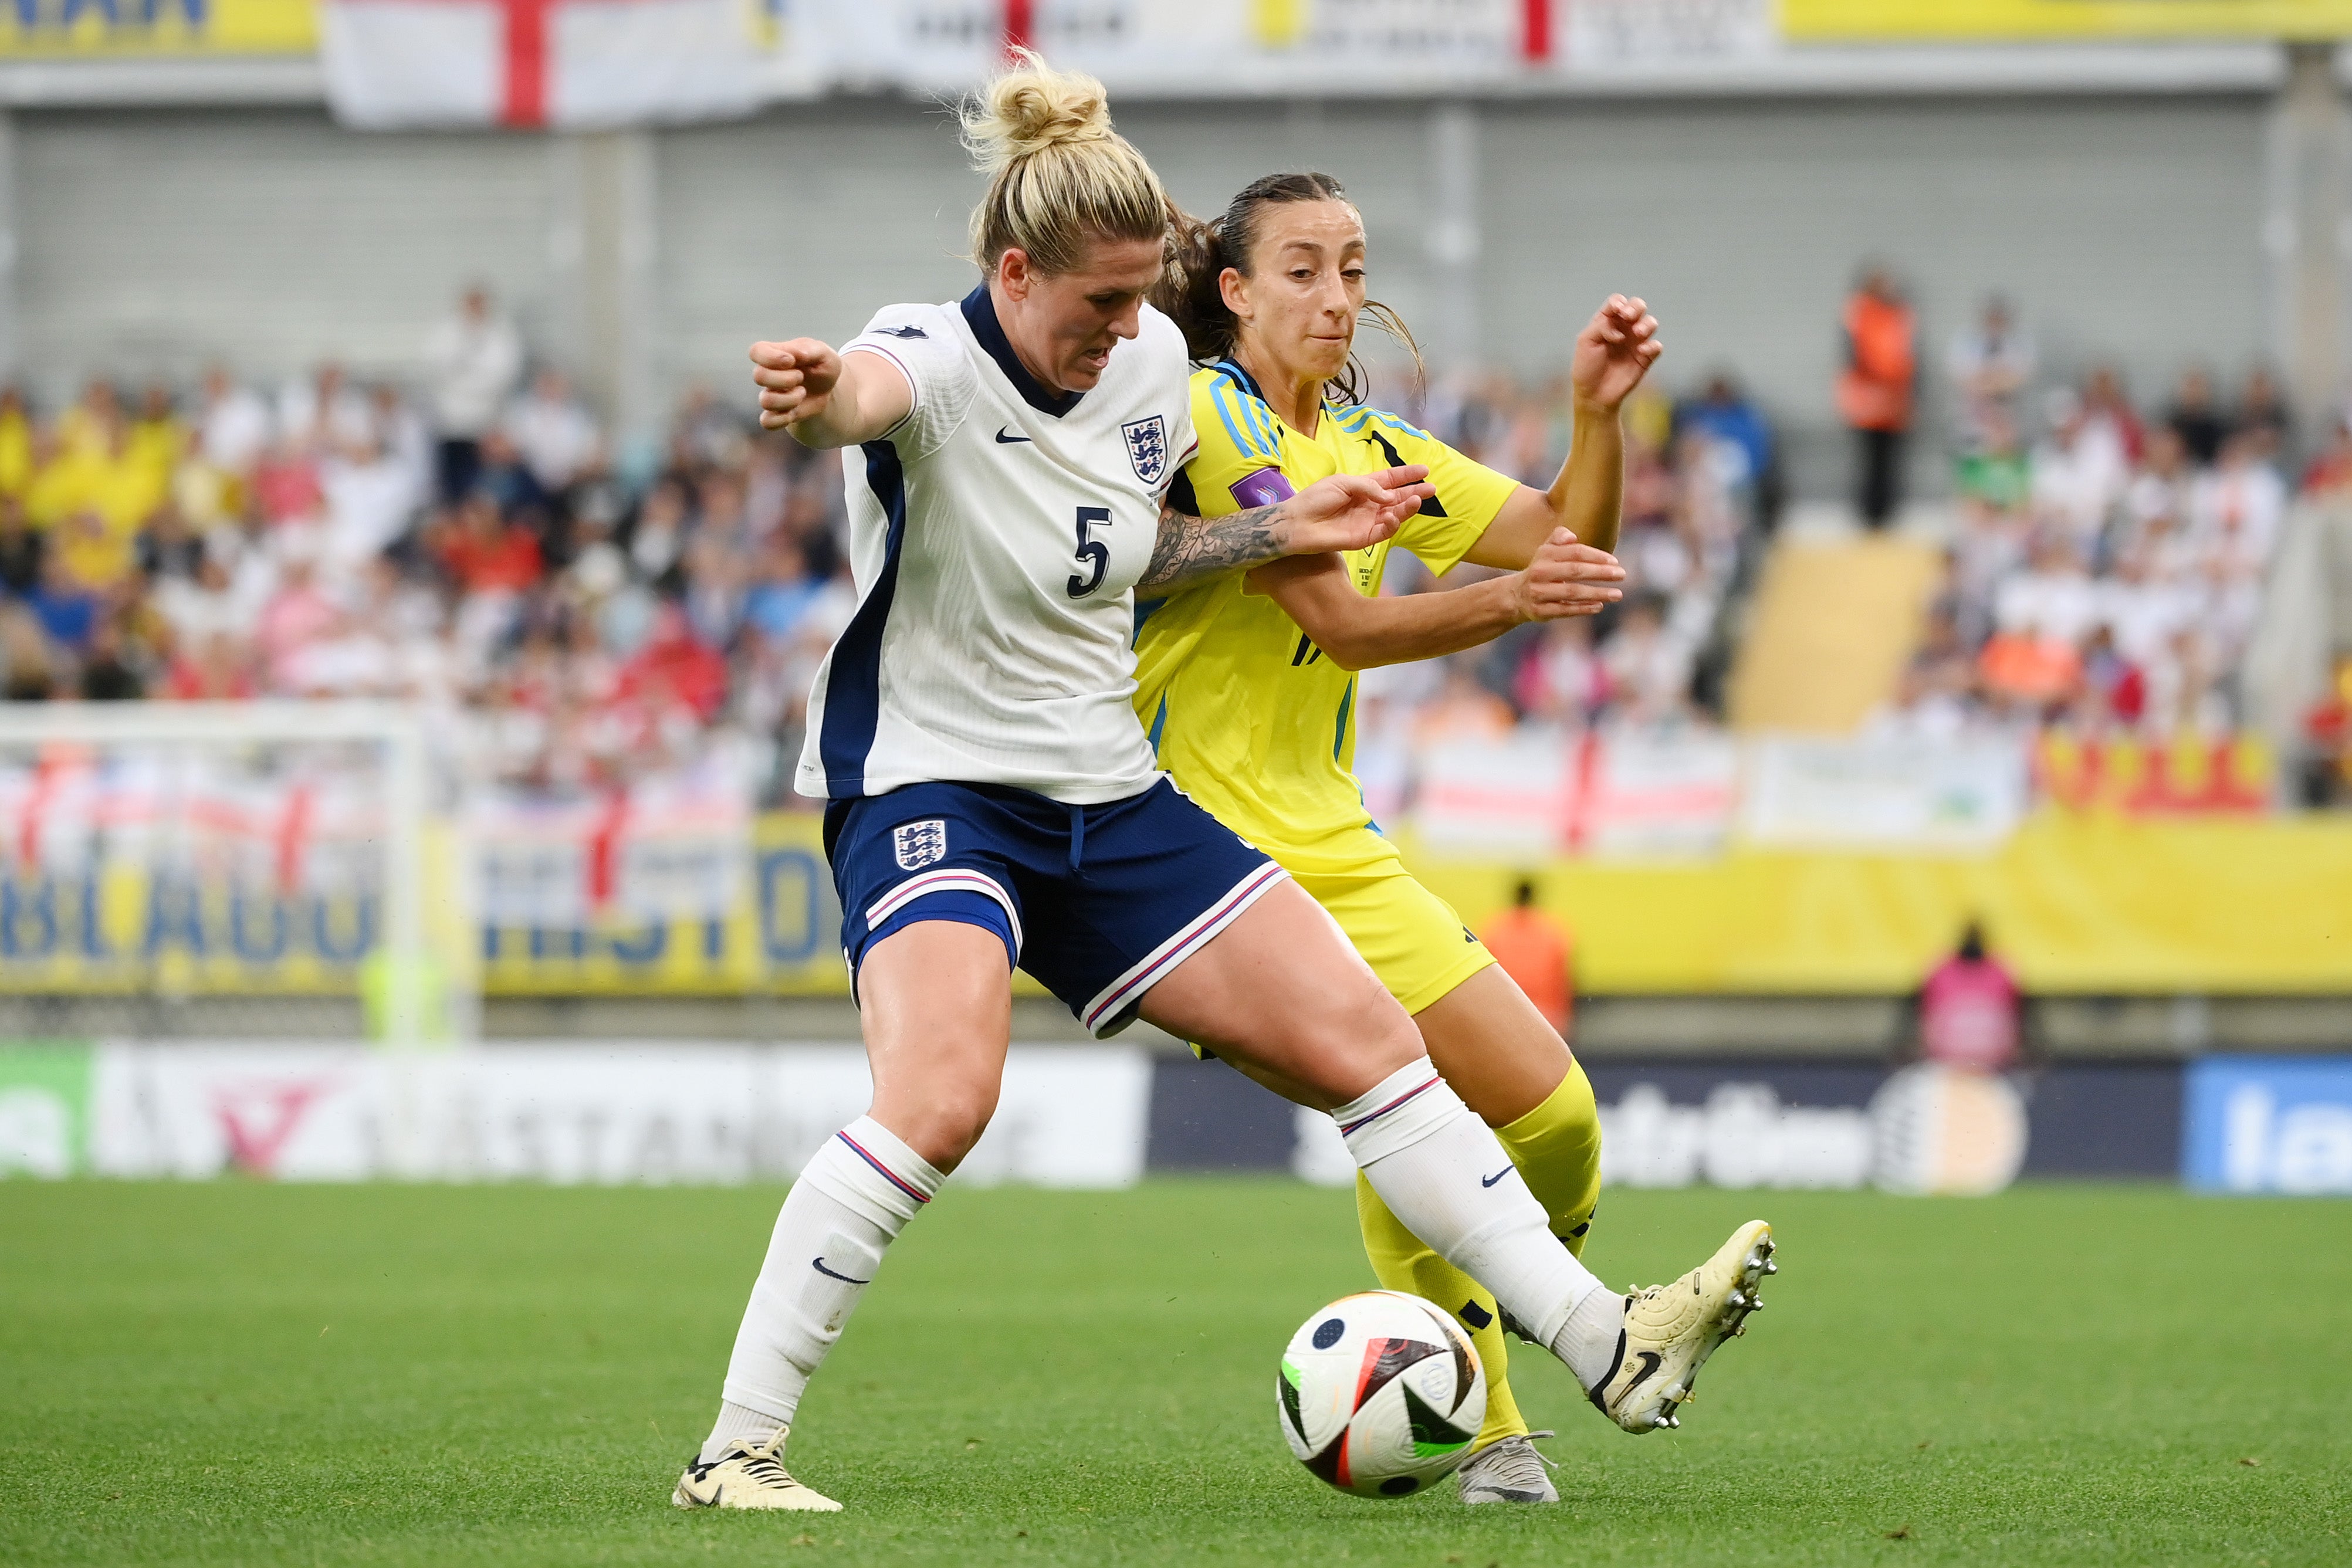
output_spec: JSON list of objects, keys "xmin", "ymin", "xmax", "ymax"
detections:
[{"xmin": 796, "ymin": 287, "xmax": 1199, "ymax": 805}]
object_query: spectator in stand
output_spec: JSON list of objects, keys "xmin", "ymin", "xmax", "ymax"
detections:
[
  {"xmin": 2303, "ymin": 418, "xmax": 2352, "ymax": 495},
  {"xmin": 1414, "ymin": 659, "xmax": 1515, "ymax": 747},
  {"xmin": 26, "ymin": 551, "xmax": 99, "ymax": 652},
  {"xmin": 78, "ymin": 615, "xmax": 145, "ymax": 700},
  {"xmin": 1600, "ymin": 591, "xmax": 1694, "ymax": 724},
  {"xmin": 162, "ymin": 628, "xmax": 258, "ymax": 702},
  {"xmin": 1673, "ymin": 371, "xmax": 1777, "ymax": 531},
  {"xmin": 1908, "ymin": 921, "xmax": 2025, "ymax": 1075},
  {"xmin": 435, "ymin": 491, "xmax": 542, "ymax": 597},
  {"xmin": 424, "ymin": 284, "xmax": 524, "ymax": 503},
  {"xmin": 254, "ymin": 548, "xmax": 340, "ymax": 690},
  {"xmin": 2234, "ymin": 365, "xmax": 2292, "ymax": 464},
  {"xmin": 320, "ymin": 435, "xmax": 423, "ymax": 578},
  {"xmin": 1515, "ymin": 617, "xmax": 1605, "ymax": 730},
  {"xmin": 2079, "ymin": 365, "xmax": 2145, "ymax": 469},
  {"xmin": 0, "ymin": 495, "xmax": 40, "ymax": 596},
  {"xmin": 2165, "ymin": 365, "xmax": 2226, "ymax": 466},
  {"xmin": 1948, "ymin": 293, "xmax": 2035, "ymax": 479},
  {"xmin": 0, "ymin": 603, "xmax": 58, "ymax": 700},
  {"xmin": 506, "ymin": 368, "xmax": 602, "ymax": 496},
  {"xmin": 2121, "ymin": 425, "xmax": 2194, "ymax": 550},
  {"xmin": 0, "ymin": 386, "xmax": 32, "ymax": 502},
  {"xmin": 195, "ymin": 364, "xmax": 273, "ymax": 479},
  {"xmin": 2029, "ymin": 388, "xmax": 2125, "ymax": 553},
  {"xmin": 279, "ymin": 362, "xmax": 374, "ymax": 456},
  {"xmin": 1838, "ymin": 265, "xmax": 1918, "ymax": 529},
  {"xmin": 1477, "ymin": 879, "xmax": 1576, "ymax": 1038}
]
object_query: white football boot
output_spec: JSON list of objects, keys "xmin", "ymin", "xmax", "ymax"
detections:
[
  {"xmin": 1456, "ymin": 1430, "xmax": 1559, "ymax": 1505},
  {"xmin": 1588, "ymin": 1220, "xmax": 1775, "ymax": 1435},
  {"xmin": 673, "ymin": 1428, "xmax": 842, "ymax": 1512}
]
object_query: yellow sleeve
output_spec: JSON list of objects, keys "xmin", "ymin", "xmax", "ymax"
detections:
[
  {"xmin": 1176, "ymin": 367, "xmax": 1288, "ymax": 520},
  {"xmin": 1355, "ymin": 408, "xmax": 1519, "ymax": 578}
]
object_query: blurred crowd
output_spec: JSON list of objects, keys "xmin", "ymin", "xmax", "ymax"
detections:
[
  {"xmin": 1874, "ymin": 292, "xmax": 2315, "ymax": 747},
  {"xmin": 0, "ymin": 275, "xmax": 2332, "ymax": 816},
  {"xmin": 1340, "ymin": 364, "xmax": 1766, "ymax": 819},
  {"xmin": 0, "ymin": 287, "xmax": 855, "ymax": 805}
]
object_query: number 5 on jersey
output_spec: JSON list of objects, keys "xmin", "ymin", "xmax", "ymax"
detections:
[{"xmin": 1068, "ymin": 505, "xmax": 1111, "ymax": 598}]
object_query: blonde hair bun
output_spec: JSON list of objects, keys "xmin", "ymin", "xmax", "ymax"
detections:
[
  {"xmin": 961, "ymin": 48, "xmax": 1115, "ymax": 172},
  {"xmin": 960, "ymin": 47, "xmax": 1170, "ymax": 278}
]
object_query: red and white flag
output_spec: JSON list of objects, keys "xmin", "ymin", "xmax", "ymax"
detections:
[{"xmin": 320, "ymin": 0, "xmax": 779, "ymax": 130}]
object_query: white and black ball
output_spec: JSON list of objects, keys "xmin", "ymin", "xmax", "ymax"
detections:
[{"xmin": 1277, "ymin": 1290, "xmax": 1486, "ymax": 1498}]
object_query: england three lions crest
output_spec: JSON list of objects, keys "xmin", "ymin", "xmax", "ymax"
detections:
[
  {"xmin": 892, "ymin": 819, "xmax": 947, "ymax": 871},
  {"xmin": 1123, "ymin": 415, "xmax": 1169, "ymax": 485}
]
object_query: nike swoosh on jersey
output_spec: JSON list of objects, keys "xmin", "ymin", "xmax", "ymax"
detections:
[
  {"xmin": 995, "ymin": 427, "xmax": 1033, "ymax": 443},
  {"xmin": 1480, "ymin": 1166, "xmax": 1513, "ymax": 1188},
  {"xmin": 811, "ymin": 1256, "xmax": 872, "ymax": 1285}
]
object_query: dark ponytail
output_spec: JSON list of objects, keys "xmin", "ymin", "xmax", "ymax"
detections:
[{"xmin": 1154, "ymin": 171, "xmax": 1422, "ymax": 408}]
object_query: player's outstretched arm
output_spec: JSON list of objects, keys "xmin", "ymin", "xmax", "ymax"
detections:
[
  {"xmin": 1464, "ymin": 294, "xmax": 1661, "ymax": 567},
  {"xmin": 1253, "ymin": 527, "xmax": 1625, "ymax": 673},
  {"xmin": 749, "ymin": 338, "xmax": 915, "ymax": 450},
  {"xmin": 1136, "ymin": 465, "xmax": 1435, "ymax": 594}
]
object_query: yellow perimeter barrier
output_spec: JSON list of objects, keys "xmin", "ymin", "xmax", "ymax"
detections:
[
  {"xmin": 1406, "ymin": 813, "xmax": 2352, "ymax": 995},
  {"xmin": 4, "ymin": 811, "xmax": 2347, "ymax": 997}
]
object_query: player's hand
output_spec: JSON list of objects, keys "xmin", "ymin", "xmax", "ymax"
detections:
[
  {"xmin": 1509, "ymin": 528, "xmax": 1625, "ymax": 623},
  {"xmin": 749, "ymin": 338, "xmax": 844, "ymax": 432},
  {"xmin": 1570, "ymin": 295, "xmax": 1663, "ymax": 414},
  {"xmin": 1277, "ymin": 465, "xmax": 1436, "ymax": 556}
]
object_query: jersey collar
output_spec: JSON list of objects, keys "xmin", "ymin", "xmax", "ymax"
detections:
[
  {"xmin": 962, "ymin": 285, "xmax": 1084, "ymax": 418},
  {"xmin": 1213, "ymin": 357, "xmax": 1265, "ymax": 403}
]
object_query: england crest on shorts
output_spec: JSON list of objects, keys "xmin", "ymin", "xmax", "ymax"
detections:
[
  {"xmin": 892, "ymin": 818, "xmax": 948, "ymax": 871},
  {"xmin": 1123, "ymin": 415, "xmax": 1169, "ymax": 485}
]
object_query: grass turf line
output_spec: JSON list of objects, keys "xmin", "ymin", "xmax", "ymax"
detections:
[{"xmin": 1, "ymin": 1179, "xmax": 2343, "ymax": 1566}]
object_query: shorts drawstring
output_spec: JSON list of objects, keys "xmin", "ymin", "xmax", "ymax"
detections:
[{"xmin": 1067, "ymin": 803, "xmax": 1086, "ymax": 874}]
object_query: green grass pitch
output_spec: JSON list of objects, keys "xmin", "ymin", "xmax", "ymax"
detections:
[{"xmin": 2, "ymin": 1178, "xmax": 2344, "ymax": 1566}]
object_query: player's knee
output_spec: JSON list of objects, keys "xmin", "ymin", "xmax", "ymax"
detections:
[
  {"xmin": 1302, "ymin": 977, "xmax": 1424, "ymax": 1085},
  {"xmin": 887, "ymin": 1078, "xmax": 1000, "ymax": 1173}
]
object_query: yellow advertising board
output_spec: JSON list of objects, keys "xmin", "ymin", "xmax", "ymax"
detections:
[
  {"xmin": 1782, "ymin": 1, "xmax": 2352, "ymax": 42},
  {"xmin": 1409, "ymin": 812, "xmax": 2352, "ymax": 995},
  {"xmin": 1, "ymin": 0, "xmax": 316, "ymax": 57},
  {"xmin": 4, "ymin": 809, "xmax": 2349, "ymax": 999}
]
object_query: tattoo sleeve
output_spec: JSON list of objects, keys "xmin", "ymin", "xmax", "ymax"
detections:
[{"xmin": 1135, "ymin": 502, "xmax": 1286, "ymax": 592}]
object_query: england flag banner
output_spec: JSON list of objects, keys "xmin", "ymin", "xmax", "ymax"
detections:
[{"xmin": 320, "ymin": 0, "xmax": 813, "ymax": 130}]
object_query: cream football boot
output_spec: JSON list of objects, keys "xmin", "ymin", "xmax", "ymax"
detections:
[
  {"xmin": 673, "ymin": 1428, "xmax": 842, "ymax": 1512},
  {"xmin": 1589, "ymin": 1220, "xmax": 1775, "ymax": 1435}
]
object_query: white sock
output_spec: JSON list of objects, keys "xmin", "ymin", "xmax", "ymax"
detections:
[
  {"xmin": 1336, "ymin": 1062, "xmax": 1611, "ymax": 1380},
  {"xmin": 702, "ymin": 1399, "xmax": 784, "ymax": 1459},
  {"xmin": 1552, "ymin": 1286, "xmax": 1630, "ymax": 1391},
  {"xmin": 701, "ymin": 1115, "xmax": 943, "ymax": 1464}
]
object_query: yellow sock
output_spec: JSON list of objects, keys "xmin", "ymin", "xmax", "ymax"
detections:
[
  {"xmin": 1349, "ymin": 1059, "xmax": 1606, "ymax": 1451},
  {"xmin": 1355, "ymin": 1170, "xmax": 1528, "ymax": 1451},
  {"xmin": 1498, "ymin": 1058, "xmax": 1605, "ymax": 1259}
]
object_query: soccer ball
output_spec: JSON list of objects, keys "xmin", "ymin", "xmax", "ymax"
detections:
[{"xmin": 1277, "ymin": 1290, "xmax": 1485, "ymax": 1498}]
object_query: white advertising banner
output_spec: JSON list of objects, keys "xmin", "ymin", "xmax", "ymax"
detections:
[
  {"xmin": 1739, "ymin": 735, "xmax": 2031, "ymax": 853},
  {"xmin": 1414, "ymin": 727, "xmax": 1737, "ymax": 860},
  {"xmin": 87, "ymin": 1041, "xmax": 1152, "ymax": 1189}
]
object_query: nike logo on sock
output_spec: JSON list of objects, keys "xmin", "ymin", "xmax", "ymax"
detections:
[
  {"xmin": 995, "ymin": 427, "xmax": 1032, "ymax": 443},
  {"xmin": 811, "ymin": 1256, "xmax": 871, "ymax": 1285},
  {"xmin": 1480, "ymin": 1166, "xmax": 1514, "ymax": 1188}
]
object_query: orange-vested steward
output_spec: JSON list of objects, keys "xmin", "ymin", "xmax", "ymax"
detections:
[{"xmin": 1836, "ymin": 292, "xmax": 1917, "ymax": 432}]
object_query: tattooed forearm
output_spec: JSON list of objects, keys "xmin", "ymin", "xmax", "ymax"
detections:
[{"xmin": 1135, "ymin": 502, "xmax": 1287, "ymax": 592}]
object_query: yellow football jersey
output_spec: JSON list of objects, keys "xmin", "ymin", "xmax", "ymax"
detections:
[{"xmin": 1131, "ymin": 360, "xmax": 1518, "ymax": 865}]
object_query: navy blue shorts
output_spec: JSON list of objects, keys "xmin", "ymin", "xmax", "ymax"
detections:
[{"xmin": 824, "ymin": 778, "xmax": 1286, "ymax": 1038}]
